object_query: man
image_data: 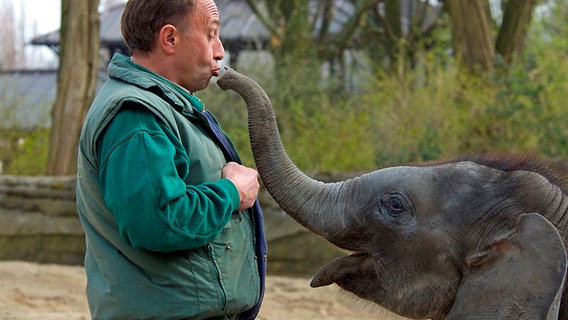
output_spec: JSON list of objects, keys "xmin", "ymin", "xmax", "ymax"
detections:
[{"xmin": 76, "ymin": 0, "xmax": 266, "ymax": 319}]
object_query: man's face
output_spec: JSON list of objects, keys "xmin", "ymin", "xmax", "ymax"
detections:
[{"xmin": 174, "ymin": 0, "xmax": 225, "ymax": 92}]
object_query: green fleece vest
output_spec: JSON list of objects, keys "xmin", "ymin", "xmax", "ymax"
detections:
[{"xmin": 76, "ymin": 54, "xmax": 260, "ymax": 319}]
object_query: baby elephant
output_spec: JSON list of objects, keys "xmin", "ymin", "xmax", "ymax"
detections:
[{"xmin": 218, "ymin": 68, "xmax": 568, "ymax": 320}]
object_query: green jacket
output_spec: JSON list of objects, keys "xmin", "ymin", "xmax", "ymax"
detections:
[{"xmin": 76, "ymin": 53, "xmax": 262, "ymax": 319}]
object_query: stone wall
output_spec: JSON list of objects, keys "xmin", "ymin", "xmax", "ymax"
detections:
[
  {"xmin": 0, "ymin": 175, "xmax": 84, "ymax": 265},
  {"xmin": 0, "ymin": 175, "xmax": 347, "ymax": 276}
]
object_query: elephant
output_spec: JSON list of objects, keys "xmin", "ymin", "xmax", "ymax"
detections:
[{"xmin": 217, "ymin": 68, "xmax": 568, "ymax": 320}]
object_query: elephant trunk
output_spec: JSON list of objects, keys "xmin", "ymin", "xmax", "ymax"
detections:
[{"xmin": 217, "ymin": 68, "xmax": 363, "ymax": 246}]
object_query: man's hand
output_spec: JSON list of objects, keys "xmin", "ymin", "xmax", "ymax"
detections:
[{"xmin": 222, "ymin": 162, "xmax": 259, "ymax": 211}]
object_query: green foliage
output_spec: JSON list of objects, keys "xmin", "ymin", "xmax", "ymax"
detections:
[
  {"xmin": 363, "ymin": 45, "xmax": 568, "ymax": 167},
  {"xmin": 0, "ymin": 129, "xmax": 49, "ymax": 175},
  {"xmin": 276, "ymin": 93, "xmax": 376, "ymax": 173},
  {"xmin": 205, "ymin": 35, "xmax": 568, "ymax": 173},
  {"xmin": 201, "ymin": 54, "xmax": 377, "ymax": 174},
  {"xmin": 0, "ymin": 84, "xmax": 50, "ymax": 175}
]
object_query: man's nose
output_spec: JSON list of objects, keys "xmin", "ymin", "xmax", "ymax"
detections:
[{"xmin": 214, "ymin": 38, "xmax": 225, "ymax": 61}]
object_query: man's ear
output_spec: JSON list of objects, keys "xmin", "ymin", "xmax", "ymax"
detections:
[{"xmin": 157, "ymin": 24, "xmax": 177, "ymax": 54}]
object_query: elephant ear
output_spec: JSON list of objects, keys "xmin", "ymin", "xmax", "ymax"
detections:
[{"xmin": 447, "ymin": 213, "xmax": 566, "ymax": 320}]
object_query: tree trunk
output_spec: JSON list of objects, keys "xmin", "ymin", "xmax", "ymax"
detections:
[
  {"xmin": 495, "ymin": 0, "xmax": 538, "ymax": 65},
  {"xmin": 0, "ymin": 2, "xmax": 20, "ymax": 70},
  {"xmin": 444, "ymin": 0, "xmax": 495, "ymax": 72},
  {"xmin": 46, "ymin": 0, "xmax": 99, "ymax": 175}
]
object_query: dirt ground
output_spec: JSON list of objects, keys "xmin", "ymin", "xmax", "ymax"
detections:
[{"xmin": 0, "ymin": 261, "xmax": 407, "ymax": 320}]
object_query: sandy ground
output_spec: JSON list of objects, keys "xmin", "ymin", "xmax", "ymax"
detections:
[{"xmin": 0, "ymin": 261, "xmax": 407, "ymax": 320}]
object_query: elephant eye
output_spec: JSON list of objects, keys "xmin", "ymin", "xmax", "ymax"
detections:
[{"xmin": 383, "ymin": 196, "xmax": 404, "ymax": 214}]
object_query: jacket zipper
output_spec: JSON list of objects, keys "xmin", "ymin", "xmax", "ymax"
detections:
[{"xmin": 206, "ymin": 243, "xmax": 227, "ymax": 309}]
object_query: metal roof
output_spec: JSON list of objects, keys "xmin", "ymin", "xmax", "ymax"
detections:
[
  {"xmin": 0, "ymin": 70, "xmax": 57, "ymax": 129},
  {"xmin": 0, "ymin": 70, "xmax": 108, "ymax": 129}
]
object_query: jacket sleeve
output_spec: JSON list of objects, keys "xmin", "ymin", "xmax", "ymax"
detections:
[{"xmin": 97, "ymin": 106, "xmax": 241, "ymax": 252}]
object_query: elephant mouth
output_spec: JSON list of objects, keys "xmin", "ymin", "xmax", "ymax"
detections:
[{"xmin": 309, "ymin": 252, "xmax": 373, "ymax": 288}]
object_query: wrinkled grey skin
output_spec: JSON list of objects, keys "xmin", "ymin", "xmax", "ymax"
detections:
[{"xmin": 218, "ymin": 68, "xmax": 568, "ymax": 320}]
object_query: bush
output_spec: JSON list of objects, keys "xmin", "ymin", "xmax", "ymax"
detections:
[
  {"xmin": 0, "ymin": 129, "xmax": 49, "ymax": 175},
  {"xmin": 200, "ymin": 43, "xmax": 568, "ymax": 174},
  {"xmin": 201, "ymin": 54, "xmax": 377, "ymax": 174}
]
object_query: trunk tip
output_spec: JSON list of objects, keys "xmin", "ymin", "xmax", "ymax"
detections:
[{"xmin": 217, "ymin": 66, "xmax": 237, "ymax": 91}]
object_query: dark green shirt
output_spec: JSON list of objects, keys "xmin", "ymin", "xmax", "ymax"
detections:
[{"xmin": 98, "ymin": 105, "xmax": 240, "ymax": 251}]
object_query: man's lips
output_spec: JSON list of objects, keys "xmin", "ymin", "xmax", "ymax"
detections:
[{"xmin": 212, "ymin": 69, "xmax": 220, "ymax": 77}]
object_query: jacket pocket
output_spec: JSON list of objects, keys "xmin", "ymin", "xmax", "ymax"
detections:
[{"xmin": 209, "ymin": 211, "xmax": 260, "ymax": 314}]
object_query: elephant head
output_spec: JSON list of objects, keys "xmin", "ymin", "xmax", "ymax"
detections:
[{"xmin": 217, "ymin": 68, "xmax": 568, "ymax": 319}]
